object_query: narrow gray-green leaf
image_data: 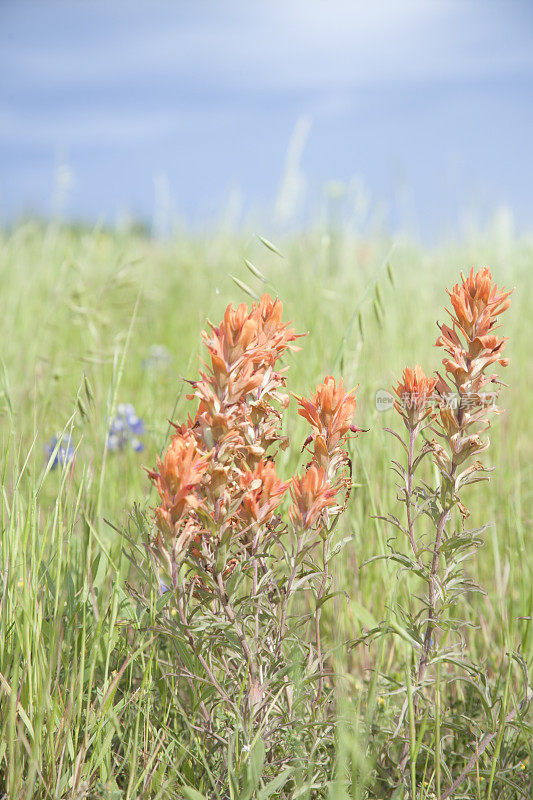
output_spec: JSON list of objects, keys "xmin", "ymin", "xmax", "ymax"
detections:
[
  {"xmin": 180, "ymin": 787, "xmax": 209, "ymax": 800},
  {"xmin": 256, "ymin": 767, "xmax": 293, "ymax": 799}
]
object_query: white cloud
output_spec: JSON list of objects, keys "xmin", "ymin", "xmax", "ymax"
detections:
[
  {"xmin": 1, "ymin": 0, "xmax": 532, "ymax": 234},
  {"xmin": 2, "ymin": 0, "xmax": 532, "ymax": 97},
  {"xmin": 2, "ymin": 0, "xmax": 531, "ymax": 153},
  {"xmin": 0, "ymin": 104, "xmax": 231, "ymax": 147}
]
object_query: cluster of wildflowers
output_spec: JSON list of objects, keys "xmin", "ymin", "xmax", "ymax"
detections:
[
  {"xmin": 149, "ymin": 295, "xmax": 362, "ymax": 585},
  {"xmin": 148, "ymin": 295, "xmax": 303, "ymax": 585},
  {"xmin": 393, "ymin": 268, "xmax": 513, "ymax": 491},
  {"xmin": 45, "ymin": 433, "xmax": 75, "ymax": 469},
  {"xmin": 136, "ymin": 291, "xmax": 366, "ymax": 774},
  {"xmin": 107, "ymin": 403, "xmax": 145, "ymax": 452},
  {"xmin": 137, "ymin": 270, "xmax": 522, "ymax": 793},
  {"xmin": 146, "ymin": 294, "xmax": 362, "ymax": 722},
  {"xmin": 386, "ymin": 267, "xmax": 514, "ymax": 783},
  {"xmin": 291, "ymin": 376, "xmax": 359, "ymax": 533},
  {"xmin": 432, "ymin": 266, "xmax": 513, "ymax": 480}
]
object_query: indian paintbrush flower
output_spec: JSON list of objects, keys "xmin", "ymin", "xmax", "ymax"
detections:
[
  {"xmin": 291, "ymin": 377, "xmax": 358, "ymax": 532},
  {"xmin": 149, "ymin": 294, "xmax": 302, "ymax": 582},
  {"xmin": 433, "ymin": 267, "xmax": 513, "ymax": 480},
  {"xmin": 238, "ymin": 459, "xmax": 288, "ymax": 532},
  {"xmin": 289, "ymin": 465, "xmax": 339, "ymax": 531},
  {"xmin": 444, "ymin": 266, "xmax": 512, "ymax": 341},
  {"xmin": 388, "ymin": 267, "xmax": 514, "ymax": 778},
  {"xmin": 296, "ymin": 377, "xmax": 358, "ymax": 451},
  {"xmin": 393, "ymin": 365, "xmax": 437, "ymax": 430}
]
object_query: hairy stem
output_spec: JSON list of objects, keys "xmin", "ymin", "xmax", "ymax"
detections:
[
  {"xmin": 315, "ymin": 536, "xmax": 328, "ymax": 701},
  {"xmin": 176, "ymin": 594, "xmax": 235, "ymax": 708},
  {"xmin": 277, "ymin": 531, "xmax": 304, "ymax": 649},
  {"xmin": 399, "ymin": 496, "xmax": 450, "ymax": 774},
  {"xmin": 441, "ymin": 688, "xmax": 532, "ymax": 799},
  {"xmin": 252, "ymin": 533, "xmax": 260, "ymax": 657},
  {"xmin": 214, "ymin": 571, "xmax": 257, "ymax": 685},
  {"xmin": 405, "ymin": 425, "xmax": 423, "ymax": 566},
  {"xmin": 417, "ymin": 504, "xmax": 449, "ymax": 685}
]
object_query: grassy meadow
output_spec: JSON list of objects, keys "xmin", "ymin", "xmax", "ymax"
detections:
[{"xmin": 0, "ymin": 222, "xmax": 531, "ymax": 798}]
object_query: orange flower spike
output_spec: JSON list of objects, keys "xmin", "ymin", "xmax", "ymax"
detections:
[
  {"xmin": 296, "ymin": 376, "xmax": 358, "ymax": 453},
  {"xmin": 202, "ymin": 301, "xmax": 258, "ymax": 370},
  {"xmin": 256, "ymin": 294, "xmax": 301, "ymax": 359},
  {"xmin": 446, "ymin": 267, "xmax": 513, "ymax": 339},
  {"xmin": 437, "ymin": 268, "xmax": 513, "ymax": 396},
  {"xmin": 394, "ymin": 365, "xmax": 437, "ymax": 428},
  {"xmin": 239, "ymin": 459, "xmax": 288, "ymax": 526},
  {"xmin": 199, "ymin": 295, "xmax": 302, "ymax": 406},
  {"xmin": 150, "ymin": 431, "xmax": 209, "ymax": 526},
  {"xmin": 289, "ymin": 465, "xmax": 338, "ymax": 531},
  {"xmin": 258, "ymin": 294, "xmax": 283, "ymax": 334}
]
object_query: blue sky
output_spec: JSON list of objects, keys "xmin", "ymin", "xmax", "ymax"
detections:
[{"xmin": 1, "ymin": 0, "xmax": 532, "ymax": 237}]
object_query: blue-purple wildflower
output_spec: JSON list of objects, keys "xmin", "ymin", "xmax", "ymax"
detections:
[
  {"xmin": 142, "ymin": 344, "xmax": 172, "ymax": 373},
  {"xmin": 107, "ymin": 403, "xmax": 145, "ymax": 452},
  {"xmin": 45, "ymin": 434, "xmax": 75, "ymax": 469}
]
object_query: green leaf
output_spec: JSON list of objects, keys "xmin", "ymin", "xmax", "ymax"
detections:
[
  {"xmin": 77, "ymin": 394, "xmax": 89, "ymax": 420},
  {"xmin": 179, "ymin": 787, "xmax": 209, "ymax": 800},
  {"xmin": 83, "ymin": 372, "xmax": 95, "ymax": 405},
  {"xmin": 315, "ymin": 590, "xmax": 347, "ymax": 611},
  {"xmin": 249, "ymin": 737, "xmax": 265, "ymax": 782},
  {"xmin": 348, "ymin": 601, "xmax": 377, "ymax": 629},
  {"xmin": 357, "ymin": 311, "xmax": 364, "ymax": 340},
  {"xmin": 388, "ymin": 619, "xmax": 422, "ymax": 649},
  {"xmin": 156, "ymin": 590, "xmax": 173, "ymax": 611},
  {"xmin": 256, "ymin": 767, "xmax": 293, "ymax": 799},
  {"xmin": 242, "ymin": 737, "xmax": 266, "ymax": 799},
  {"xmin": 228, "ymin": 765, "xmax": 240, "ymax": 800}
]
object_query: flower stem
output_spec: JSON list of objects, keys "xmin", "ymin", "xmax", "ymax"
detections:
[
  {"xmin": 214, "ymin": 571, "xmax": 257, "ymax": 686},
  {"xmin": 417, "ymin": 503, "xmax": 448, "ymax": 685},
  {"xmin": 405, "ymin": 424, "xmax": 424, "ymax": 569},
  {"xmin": 176, "ymin": 594, "xmax": 234, "ymax": 708},
  {"xmin": 399, "ymin": 491, "xmax": 450, "ymax": 775},
  {"xmin": 278, "ymin": 531, "xmax": 304, "ymax": 648},
  {"xmin": 316, "ymin": 536, "xmax": 328, "ymax": 702}
]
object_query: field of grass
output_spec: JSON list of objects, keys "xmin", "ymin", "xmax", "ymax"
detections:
[{"xmin": 0, "ymin": 222, "xmax": 531, "ymax": 799}]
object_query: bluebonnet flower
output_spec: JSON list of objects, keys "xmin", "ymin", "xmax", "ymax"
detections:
[
  {"xmin": 107, "ymin": 403, "xmax": 145, "ymax": 452},
  {"xmin": 45, "ymin": 434, "xmax": 75, "ymax": 469},
  {"xmin": 142, "ymin": 344, "xmax": 172, "ymax": 373}
]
